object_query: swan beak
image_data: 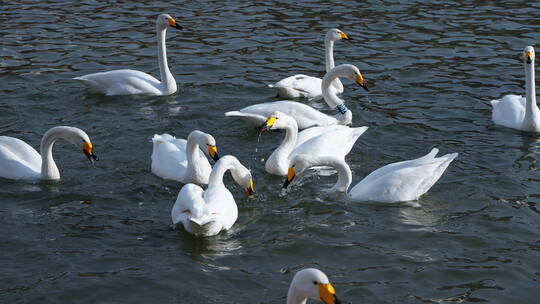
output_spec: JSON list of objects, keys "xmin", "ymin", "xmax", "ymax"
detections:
[
  {"xmin": 282, "ymin": 167, "xmax": 296, "ymax": 188},
  {"xmin": 319, "ymin": 283, "xmax": 341, "ymax": 304},
  {"xmin": 525, "ymin": 51, "xmax": 533, "ymax": 64},
  {"xmin": 207, "ymin": 145, "xmax": 219, "ymax": 162},
  {"xmin": 168, "ymin": 17, "xmax": 182, "ymax": 30},
  {"xmin": 83, "ymin": 142, "xmax": 98, "ymax": 164},
  {"xmin": 339, "ymin": 32, "xmax": 351, "ymax": 40},
  {"xmin": 259, "ymin": 116, "xmax": 277, "ymax": 131},
  {"xmin": 356, "ymin": 73, "xmax": 369, "ymax": 91},
  {"xmin": 244, "ymin": 178, "xmax": 255, "ymax": 196}
]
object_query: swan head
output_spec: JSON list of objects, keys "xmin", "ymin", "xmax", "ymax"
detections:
[
  {"xmin": 189, "ymin": 130, "xmax": 219, "ymax": 162},
  {"xmin": 326, "ymin": 28, "xmax": 351, "ymax": 41},
  {"xmin": 46, "ymin": 126, "xmax": 98, "ymax": 164},
  {"xmin": 338, "ymin": 64, "xmax": 368, "ymax": 91},
  {"xmin": 156, "ymin": 13, "xmax": 182, "ymax": 30},
  {"xmin": 282, "ymin": 154, "xmax": 315, "ymax": 188},
  {"xmin": 259, "ymin": 111, "xmax": 294, "ymax": 131},
  {"xmin": 221, "ymin": 155, "xmax": 255, "ymax": 196},
  {"xmin": 287, "ymin": 268, "xmax": 341, "ymax": 304},
  {"xmin": 524, "ymin": 46, "xmax": 535, "ymax": 65}
]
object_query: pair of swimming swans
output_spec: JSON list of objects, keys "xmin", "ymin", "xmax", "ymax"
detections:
[
  {"xmin": 491, "ymin": 46, "xmax": 540, "ymax": 132},
  {"xmin": 0, "ymin": 126, "xmax": 97, "ymax": 180},
  {"xmin": 283, "ymin": 148, "xmax": 457, "ymax": 203},
  {"xmin": 74, "ymin": 14, "xmax": 181, "ymax": 96},
  {"xmin": 259, "ymin": 111, "xmax": 368, "ymax": 176},
  {"xmin": 226, "ymin": 64, "xmax": 368, "ymax": 129},
  {"xmin": 268, "ymin": 29, "xmax": 351, "ymax": 99}
]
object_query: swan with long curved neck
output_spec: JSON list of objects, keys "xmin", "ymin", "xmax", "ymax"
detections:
[
  {"xmin": 491, "ymin": 45, "xmax": 540, "ymax": 132},
  {"xmin": 74, "ymin": 13, "xmax": 181, "ymax": 96},
  {"xmin": 226, "ymin": 64, "xmax": 368, "ymax": 130},
  {"xmin": 284, "ymin": 148, "xmax": 457, "ymax": 203},
  {"xmin": 287, "ymin": 268, "xmax": 342, "ymax": 304},
  {"xmin": 259, "ymin": 111, "xmax": 368, "ymax": 176},
  {"xmin": 0, "ymin": 126, "xmax": 97, "ymax": 180},
  {"xmin": 268, "ymin": 29, "xmax": 351, "ymax": 99},
  {"xmin": 171, "ymin": 155, "xmax": 254, "ymax": 237},
  {"xmin": 151, "ymin": 130, "xmax": 220, "ymax": 184}
]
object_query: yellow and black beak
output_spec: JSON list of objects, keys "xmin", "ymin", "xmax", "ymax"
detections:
[
  {"xmin": 355, "ymin": 73, "xmax": 369, "ymax": 91},
  {"xmin": 339, "ymin": 31, "xmax": 352, "ymax": 41},
  {"xmin": 243, "ymin": 178, "xmax": 255, "ymax": 196},
  {"xmin": 258, "ymin": 116, "xmax": 277, "ymax": 131},
  {"xmin": 319, "ymin": 283, "xmax": 341, "ymax": 304},
  {"xmin": 282, "ymin": 167, "xmax": 296, "ymax": 188},
  {"xmin": 207, "ymin": 145, "xmax": 219, "ymax": 162},
  {"xmin": 83, "ymin": 141, "xmax": 97, "ymax": 164},
  {"xmin": 525, "ymin": 51, "xmax": 533, "ymax": 64},
  {"xmin": 168, "ymin": 17, "xmax": 182, "ymax": 30}
]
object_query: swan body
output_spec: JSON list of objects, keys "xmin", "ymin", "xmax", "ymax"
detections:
[
  {"xmin": 151, "ymin": 130, "xmax": 219, "ymax": 184},
  {"xmin": 74, "ymin": 14, "xmax": 181, "ymax": 96},
  {"xmin": 171, "ymin": 155, "xmax": 254, "ymax": 237},
  {"xmin": 260, "ymin": 111, "xmax": 368, "ymax": 176},
  {"xmin": 0, "ymin": 126, "xmax": 97, "ymax": 180},
  {"xmin": 285, "ymin": 148, "xmax": 457, "ymax": 203},
  {"xmin": 491, "ymin": 46, "xmax": 540, "ymax": 132},
  {"xmin": 287, "ymin": 268, "xmax": 341, "ymax": 304},
  {"xmin": 226, "ymin": 64, "xmax": 368, "ymax": 129},
  {"xmin": 269, "ymin": 29, "xmax": 351, "ymax": 99}
]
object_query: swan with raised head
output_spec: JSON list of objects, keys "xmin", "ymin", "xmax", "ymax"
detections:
[
  {"xmin": 268, "ymin": 29, "xmax": 351, "ymax": 99},
  {"xmin": 287, "ymin": 268, "xmax": 342, "ymax": 304},
  {"xmin": 74, "ymin": 13, "xmax": 182, "ymax": 96},
  {"xmin": 0, "ymin": 126, "xmax": 98, "ymax": 180},
  {"xmin": 151, "ymin": 130, "xmax": 219, "ymax": 184},
  {"xmin": 225, "ymin": 64, "xmax": 368, "ymax": 130},
  {"xmin": 491, "ymin": 46, "xmax": 540, "ymax": 132},
  {"xmin": 171, "ymin": 155, "xmax": 254, "ymax": 237},
  {"xmin": 259, "ymin": 111, "xmax": 368, "ymax": 176},
  {"xmin": 284, "ymin": 148, "xmax": 457, "ymax": 203}
]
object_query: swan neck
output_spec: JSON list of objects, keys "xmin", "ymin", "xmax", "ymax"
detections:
[
  {"xmin": 40, "ymin": 129, "xmax": 62, "ymax": 180},
  {"xmin": 525, "ymin": 61, "xmax": 538, "ymax": 115},
  {"xmin": 322, "ymin": 157, "xmax": 352, "ymax": 192},
  {"xmin": 185, "ymin": 136, "xmax": 201, "ymax": 178},
  {"xmin": 322, "ymin": 68, "xmax": 346, "ymax": 110},
  {"xmin": 286, "ymin": 285, "xmax": 308, "ymax": 304},
  {"xmin": 208, "ymin": 159, "xmax": 234, "ymax": 189},
  {"xmin": 157, "ymin": 26, "xmax": 176, "ymax": 93},
  {"xmin": 274, "ymin": 122, "xmax": 298, "ymax": 160},
  {"xmin": 324, "ymin": 37, "xmax": 335, "ymax": 72}
]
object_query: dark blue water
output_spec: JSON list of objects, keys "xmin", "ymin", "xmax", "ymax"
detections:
[{"xmin": 2, "ymin": 1, "xmax": 540, "ymax": 303}]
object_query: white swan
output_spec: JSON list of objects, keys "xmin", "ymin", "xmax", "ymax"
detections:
[
  {"xmin": 74, "ymin": 13, "xmax": 181, "ymax": 96},
  {"xmin": 268, "ymin": 29, "xmax": 351, "ymax": 99},
  {"xmin": 171, "ymin": 155, "xmax": 254, "ymax": 237},
  {"xmin": 284, "ymin": 148, "xmax": 457, "ymax": 203},
  {"xmin": 259, "ymin": 111, "xmax": 368, "ymax": 176},
  {"xmin": 287, "ymin": 268, "xmax": 341, "ymax": 304},
  {"xmin": 491, "ymin": 46, "xmax": 540, "ymax": 132},
  {"xmin": 0, "ymin": 126, "xmax": 97, "ymax": 180},
  {"xmin": 226, "ymin": 64, "xmax": 368, "ymax": 129},
  {"xmin": 151, "ymin": 130, "xmax": 219, "ymax": 184}
]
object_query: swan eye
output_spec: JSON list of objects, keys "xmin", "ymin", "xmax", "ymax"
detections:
[{"xmin": 313, "ymin": 281, "xmax": 318, "ymax": 285}]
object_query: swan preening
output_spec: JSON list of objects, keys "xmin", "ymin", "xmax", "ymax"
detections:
[
  {"xmin": 491, "ymin": 46, "xmax": 540, "ymax": 132},
  {"xmin": 284, "ymin": 148, "xmax": 457, "ymax": 203},
  {"xmin": 269, "ymin": 29, "xmax": 351, "ymax": 99},
  {"xmin": 74, "ymin": 14, "xmax": 182, "ymax": 96},
  {"xmin": 0, "ymin": 126, "xmax": 97, "ymax": 180},
  {"xmin": 151, "ymin": 130, "xmax": 219, "ymax": 185},
  {"xmin": 259, "ymin": 111, "xmax": 368, "ymax": 176},
  {"xmin": 226, "ymin": 64, "xmax": 368, "ymax": 129},
  {"xmin": 287, "ymin": 268, "xmax": 341, "ymax": 304},
  {"xmin": 171, "ymin": 155, "xmax": 254, "ymax": 237}
]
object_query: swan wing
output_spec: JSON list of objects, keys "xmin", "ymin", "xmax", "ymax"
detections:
[
  {"xmin": 491, "ymin": 95, "xmax": 526, "ymax": 130},
  {"xmin": 203, "ymin": 186, "xmax": 238, "ymax": 231},
  {"xmin": 348, "ymin": 149, "xmax": 458, "ymax": 203},
  {"xmin": 151, "ymin": 134, "xmax": 188, "ymax": 182},
  {"xmin": 269, "ymin": 74, "xmax": 323, "ymax": 99},
  {"xmin": 74, "ymin": 69, "xmax": 162, "ymax": 96},
  {"xmin": 0, "ymin": 136, "xmax": 41, "ymax": 179},
  {"xmin": 224, "ymin": 111, "xmax": 268, "ymax": 126},
  {"xmin": 228, "ymin": 101, "xmax": 338, "ymax": 129},
  {"xmin": 171, "ymin": 184, "xmax": 205, "ymax": 226},
  {"xmin": 293, "ymin": 126, "xmax": 368, "ymax": 159}
]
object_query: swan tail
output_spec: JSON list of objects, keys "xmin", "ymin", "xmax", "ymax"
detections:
[
  {"xmin": 352, "ymin": 126, "xmax": 369, "ymax": 138},
  {"xmin": 267, "ymin": 83, "xmax": 275, "ymax": 88},
  {"xmin": 189, "ymin": 215, "xmax": 217, "ymax": 226}
]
